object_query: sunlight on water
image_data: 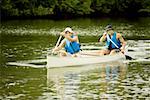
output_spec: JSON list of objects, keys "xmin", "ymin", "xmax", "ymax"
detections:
[
  {"xmin": 1, "ymin": 18, "xmax": 150, "ymax": 39},
  {"xmin": 1, "ymin": 24, "xmax": 149, "ymax": 38}
]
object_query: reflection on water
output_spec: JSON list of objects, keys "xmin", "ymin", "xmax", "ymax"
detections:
[
  {"xmin": 1, "ymin": 62, "xmax": 149, "ymax": 99},
  {"xmin": 46, "ymin": 62, "xmax": 150, "ymax": 99},
  {"xmin": 47, "ymin": 62, "xmax": 125, "ymax": 99}
]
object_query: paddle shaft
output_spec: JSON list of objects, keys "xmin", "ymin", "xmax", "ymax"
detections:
[
  {"xmin": 55, "ymin": 35, "xmax": 62, "ymax": 48},
  {"xmin": 51, "ymin": 35, "xmax": 62, "ymax": 54}
]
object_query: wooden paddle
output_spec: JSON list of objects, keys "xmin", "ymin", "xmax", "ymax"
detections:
[
  {"xmin": 52, "ymin": 35, "xmax": 62, "ymax": 54},
  {"xmin": 106, "ymin": 34, "xmax": 133, "ymax": 60},
  {"xmin": 55, "ymin": 35, "xmax": 62, "ymax": 48}
]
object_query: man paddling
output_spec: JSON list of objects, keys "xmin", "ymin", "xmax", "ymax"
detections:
[
  {"xmin": 99, "ymin": 24, "xmax": 126, "ymax": 55},
  {"xmin": 52, "ymin": 27, "xmax": 80, "ymax": 57}
]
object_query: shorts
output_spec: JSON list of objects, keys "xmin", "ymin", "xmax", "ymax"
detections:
[{"xmin": 108, "ymin": 47, "xmax": 120, "ymax": 52}]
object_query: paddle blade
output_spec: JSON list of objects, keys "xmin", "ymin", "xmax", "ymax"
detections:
[{"xmin": 125, "ymin": 55, "xmax": 133, "ymax": 60}]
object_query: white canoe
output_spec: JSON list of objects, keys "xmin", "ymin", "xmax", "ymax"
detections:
[{"xmin": 47, "ymin": 52, "xmax": 125, "ymax": 68}]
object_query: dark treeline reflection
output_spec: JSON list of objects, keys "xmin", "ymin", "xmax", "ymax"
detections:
[{"xmin": 1, "ymin": 0, "xmax": 150, "ymax": 19}]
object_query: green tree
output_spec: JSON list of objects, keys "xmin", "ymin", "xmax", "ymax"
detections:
[
  {"xmin": 53, "ymin": 0, "xmax": 93, "ymax": 17},
  {"xmin": 1, "ymin": 0, "xmax": 150, "ymax": 18}
]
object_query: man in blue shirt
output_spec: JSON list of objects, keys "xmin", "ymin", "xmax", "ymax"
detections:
[
  {"xmin": 99, "ymin": 24, "xmax": 126, "ymax": 55},
  {"xmin": 52, "ymin": 27, "xmax": 80, "ymax": 57}
]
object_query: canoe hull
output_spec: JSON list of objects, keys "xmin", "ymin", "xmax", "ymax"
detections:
[{"xmin": 47, "ymin": 53, "xmax": 125, "ymax": 68}]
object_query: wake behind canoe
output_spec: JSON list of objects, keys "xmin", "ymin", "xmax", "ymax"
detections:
[{"xmin": 46, "ymin": 53, "xmax": 125, "ymax": 68}]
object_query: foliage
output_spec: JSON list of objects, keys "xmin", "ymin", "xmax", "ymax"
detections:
[{"xmin": 1, "ymin": 0, "xmax": 150, "ymax": 18}]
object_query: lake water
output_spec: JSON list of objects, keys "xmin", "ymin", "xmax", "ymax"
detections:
[{"xmin": 0, "ymin": 18, "xmax": 150, "ymax": 99}]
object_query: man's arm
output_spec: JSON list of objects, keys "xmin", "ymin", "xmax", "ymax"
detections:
[
  {"xmin": 64, "ymin": 35, "xmax": 78, "ymax": 42},
  {"xmin": 118, "ymin": 33, "xmax": 126, "ymax": 50},
  {"xmin": 99, "ymin": 32, "xmax": 107, "ymax": 42},
  {"xmin": 61, "ymin": 32, "xmax": 78, "ymax": 42}
]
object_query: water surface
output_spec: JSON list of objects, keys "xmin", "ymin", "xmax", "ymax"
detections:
[{"xmin": 0, "ymin": 18, "xmax": 150, "ymax": 99}]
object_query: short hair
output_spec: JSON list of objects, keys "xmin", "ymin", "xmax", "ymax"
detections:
[{"xmin": 105, "ymin": 24, "xmax": 113, "ymax": 31}]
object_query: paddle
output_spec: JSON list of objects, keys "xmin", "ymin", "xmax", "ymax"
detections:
[
  {"xmin": 52, "ymin": 35, "xmax": 62, "ymax": 54},
  {"xmin": 106, "ymin": 34, "xmax": 133, "ymax": 60},
  {"xmin": 55, "ymin": 35, "xmax": 62, "ymax": 49}
]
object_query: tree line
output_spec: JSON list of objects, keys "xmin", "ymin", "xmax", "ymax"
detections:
[{"xmin": 1, "ymin": 0, "xmax": 150, "ymax": 19}]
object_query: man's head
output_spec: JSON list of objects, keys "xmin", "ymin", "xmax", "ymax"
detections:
[
  {"xmin": 105, "ymin": 24, "xmax": 113, "ymax": 31},
  {"xmin": 64, "ymin": 27, "xmax": 73, "ymax": 35},
  {"xmin": 105, "ymin": 24, "xmax": 114, "ymax": 35}
]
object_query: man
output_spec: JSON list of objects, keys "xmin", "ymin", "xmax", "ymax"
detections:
[
  {"xmin": 99, "ymin": 24, "xmax": 126, "ymax": 55},
  {"xmin": 52, "ymin": 27, "xmax": 80, "ymax": 57}
]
